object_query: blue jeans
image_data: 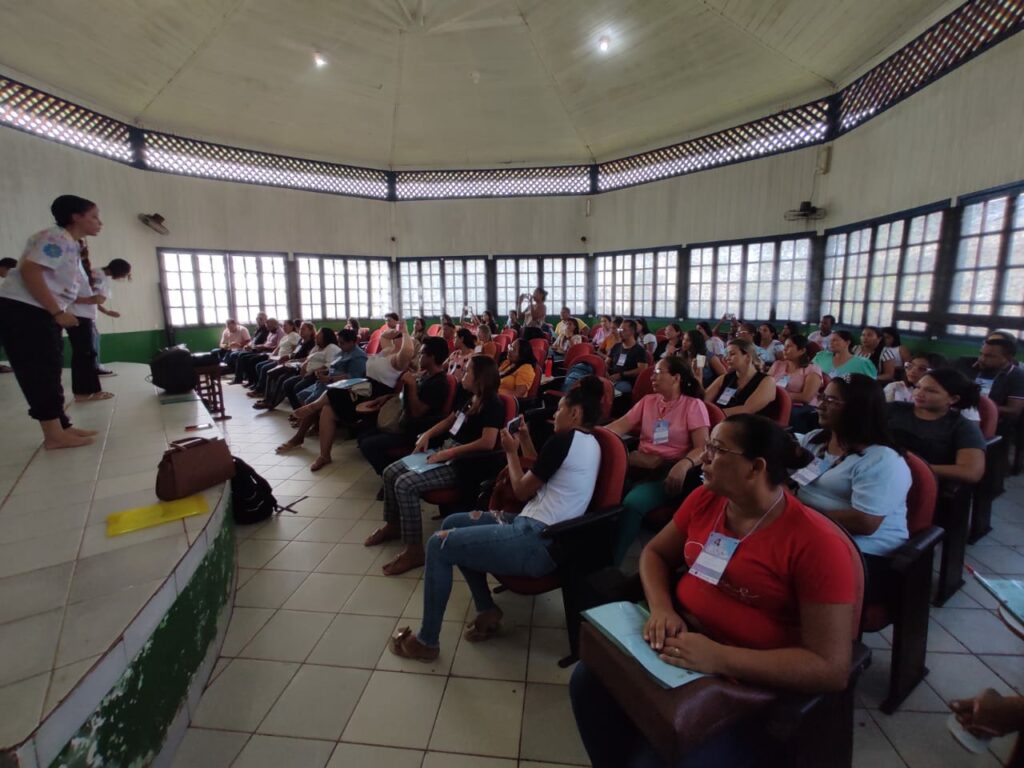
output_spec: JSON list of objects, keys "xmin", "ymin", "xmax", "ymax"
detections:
[
  {"xmin": 298, "ymin": 381, "xmax": 326, "ymax": 404},
  {"xmin": 614, "ymin": 379, "xmax": 634, "ymax": 395},
  {"xmin": 417, "ymin": 512, "xmax": 556, "ymax": 647},
  {"xmin": 253, "ymin": 359, "xmax": 277, "ymax": 392},
  {"xmin": 569, "ymin": 663, "xmax": 760, "ymax": 768}
]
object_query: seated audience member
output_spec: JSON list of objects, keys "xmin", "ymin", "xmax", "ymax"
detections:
[
  {"xmin": 294, "ymin": 327, "xmax": 367, "ymax": 405},
  {"xmin": 389, "ymin": 377, "xmax": 605, "ymax": 660},
  {"xmin": 704, "ymin": 338, "xmax": 777, "ymax": 416},
  {"xmin": 499, "ymin": 338, "xmax": 538, "ymax": 397},
  {"xmin": 756, "ymin": 322, "xmax": 785, "ymax": 365},
  {"xmin": 887, "ymin": 368, "xmax": 986, "ymax": 485},
  {"xmin": 551, "ymin": 318, "xmax": 582, "ymax": 359},
  {"xmin": 779, "ymin": 321, "xmax": 802, "ymax": 343},
  {"xmin": 555, "ymin": 306, "xmax": 589, "ymax": 337},
  {"xmin": 958, "ymin": 336, "xmax": 1024, "ymax": 432},
  {"xmin": 441, "ymin": 321, "xmax": 457, "ymax": 352},
  {"xmin": 769, "ymin": 334, "xmax": 823, "ymax": 432},
  {"xmin": 357, "ymin": 337, "xmax": 452, "ymax": 477},
  {"xmin": 608, "ymin": 319, "xmax": 648, "ymax": 395},
  {"xmin": 475, "ymin": 323, "xmax": 497, "ymax": 359},
  {"xmin": 681, "ymin": 328, "xmax": 725, "ymax": 389},
  {"xmin": 345, "ymin": 316, "xmax": 360, "ymax": 334},
  {"xmin": 280, "ymin": 327, "xmax": 415, "ymax": 464},
  {"xmin": 653, "ymin": 322, "xmax": 681, "ymax": 360},
  {"xmin": 606, "ymin": 357, "xmax": 710, "ymax": 564},
  {"xmin": 854, "ymin": 326, "xmax": 899, "ymax": 382},
  {"xmin": 247, "ymin": 319, "xmax": 300, "ymax": 394},
  {"xmin": 885, "ymin": 353, "xmax": 943, "ymax": 403},
  {"xmin": 252, "ymin": 322, "xmax": 316, "ymax": 409},
  {"xmin": 366, "ymin": 355, "xmax": 505, "ymax": 575},
  {"xmin": 232, "ymin": 317, "xmax": 284, "ymax": 385},
  {"xmin": 598, "ymin": 316, "xmax": 623, "ymax": 356},
  {"xmin": 412, "ymin": 316, "xmax": 428, "ymax": 345},
  {"xmin": 881, "ymin": 327, "xmax": 912, "ymax": 364},
  {"xmin": 636, "ymin": 318, "xmax": 658, "ymax": 356},
  {"xmin": 277, "ymin": 327, "xmax": 339, "ymax": 411},
  {"xmin": 591, "ymin": 315, "xmax": 613, "ymax": 348},
  {"xmin": 813, "ymin": 330, "xmax": 878, "ymax": 378},
  {"xmin": 447, "ymin": 328, "xmax": 477, "ymax": 382},
  {"xmin": 808, "ymin": 314, "xmax": 836, "ymax": 348},
  {"xmin": 478, "ymin": 310, "xmax": 499, "ymax": 335},
  {"xmin": 796, "ymin": 374, "xmax": 911, "ymax": 601},
  {"xmin": 505, "ymin": 309, "xmax": 522, "ymax": 335},
  {"xmin": 697, "ymin": 320, "xmax": 727, "ymax": 358},
  {"xmin": 216, "ymin": 318, "xmax": 251, "ymax": 368},
  {"xmin": 571, "ymin": 415, "xmax": 856, "ymax": 768}
]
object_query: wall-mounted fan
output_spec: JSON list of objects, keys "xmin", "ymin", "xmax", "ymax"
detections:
[
  {"xmin": 784, "ymin": 201, "xmax": 827, "ymax": 221},
  {"xmin": 138, "ymin": 213, "xmax": 169, "ymax": 235}
]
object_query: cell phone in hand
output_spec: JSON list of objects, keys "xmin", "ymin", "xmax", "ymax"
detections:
[{"xmin": 507, "ymin": 416, "xmax": 523, "ymax": 435}]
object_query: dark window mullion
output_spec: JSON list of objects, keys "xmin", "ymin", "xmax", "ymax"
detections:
[{"xmin": 993, "ymin": 196, "xmax": 1017, "ymax": 316}]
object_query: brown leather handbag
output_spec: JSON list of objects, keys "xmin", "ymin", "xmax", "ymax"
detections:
[{"xmin": 155, "ymin": 437, "xmax": 235, "ymax": 501}]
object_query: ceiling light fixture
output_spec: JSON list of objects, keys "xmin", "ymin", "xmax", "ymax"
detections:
[
  {"xmin": 598, "ymin": 35, "xmax": 611, "ymax": 53},
  {"xmin": 313, "ymin": 51, "xmax": 327, "ymax": 68}
]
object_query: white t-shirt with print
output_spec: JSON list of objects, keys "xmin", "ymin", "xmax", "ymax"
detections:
[
  {"xmin": 72, "ymin": 269, "xmax": 109, "ymax": 321},
  {"xmin": 0, "ymin": 227, "xmax": 83, "ymax": 311}
]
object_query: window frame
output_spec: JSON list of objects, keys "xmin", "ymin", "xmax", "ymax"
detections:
[
  {"xmin": 294, "ymin": 253, "xmax": 393, "ymax": 322},
  {"xmin": 593, "ymin": 246, "xmax": 681, "ymax": 318},
  {"xmin": 157, "ymin": 248, "xmax": 290, "ymax": 329},
  {"xmin": 398, "ymin": 255, "xmax": 489, "ymax": 318}
]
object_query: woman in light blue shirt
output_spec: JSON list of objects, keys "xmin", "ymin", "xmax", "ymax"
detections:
[
  {"xmin": 795, "ymin": 374, "xmax": 911, "ymax": 601},
  {"xmin": 812, "ymin": 329, "xmax": 878, "ymax": 379}
]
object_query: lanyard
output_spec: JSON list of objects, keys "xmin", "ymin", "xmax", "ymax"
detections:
[{"xmin": 715, "ymin": 489, "xmax": 785, "ymax": 544}]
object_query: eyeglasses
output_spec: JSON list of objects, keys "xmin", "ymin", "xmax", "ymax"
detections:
[
  {"xmin": 904, "ymin": 362, "xmax": 931, "ymax": 373},
  {"xmin": 702, "ymin": 441, "xmax": 746, "ymax": 460},
  {"xmin": 818, "ymin": 395, "xmax": 845, "ymax": 407}
]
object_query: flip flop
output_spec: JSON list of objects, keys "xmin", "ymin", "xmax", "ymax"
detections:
[
  {"xmin": 464, "ymin": 612, "xmax": 504, "ymax": 642},
  {"xmin": 390, "ymin": 627, "xmax": 439, "ymax": 661},
  {"xmin": 75, "ymin": 391, "xmax": 115, "ymax": 402},
  {"xmin": 363, "ymin": 525, "xmax": 401, "ymax": 547}
]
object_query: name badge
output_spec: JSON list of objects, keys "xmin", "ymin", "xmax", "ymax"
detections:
[
  {"xmin": 450, "ymin": 411, "xmax": 466, "ymax": 436},
  {"xmin": 790, "ymin": 455, "xmax": 835, "ymax": 487},
  {"xmin": 716, "ymin": 386, "xmax": 737, "ymax": 406},
  {"xmin": 617, "ymin": 353, "xmax": 627, "ymax": 367},
  {"xmin": 776, "ymin": 375, "xmax": 790, "ymax": 389},
  {"xmin": 652, "ymin": 418, "xmax": 670, "ymax": 444},
  {"xmin": 977, "ymin": 377, "xmax": 994, "ymax": 397},
  {"xmin": 690, "ymin": 532, "xmax": 740, "ymax": 586}
]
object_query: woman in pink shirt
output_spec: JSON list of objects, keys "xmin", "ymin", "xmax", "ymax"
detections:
[
  {"xmin": 768, "ymin": 333, "xmax": 823, "ymax": 433},
  {"xmin": 606, "ymin": 355, "xmax": 710, "ymax": 563}
]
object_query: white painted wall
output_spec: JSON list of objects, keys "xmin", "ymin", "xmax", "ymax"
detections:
[{"xmin": 1, "ymin": 32, "xmax": 1023, "ymax": 335}]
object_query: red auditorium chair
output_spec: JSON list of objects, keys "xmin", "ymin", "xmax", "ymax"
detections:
[
  {"xmin": 378, "ymin": 375, "xmax": 459, "ymax": 465},
  {"xmin": 806, "ymin": 341, "xmax": 822, "ymax": 357},
  {"xmin": 492, "ymin": 426, "xmax": 628, "ymax": 665},
  {"xmin": 365, "ymin": 327, "xmax": 385, "ymax": 356},
  {"xmin": 629, "ymin": 366, "xmax": 655, "ymax": 405},
  {"xmin": 427, "ymin": 324, "xmax": 442, "ymax": 337},
  {"xmin": 419, "ymin": 393, "xmax": 518, "ymax": 516},
  {"xmin": 762, "ymin": 386, "xmax": 792, "ymax": 427},
  {"xmin": 579, "ymin": 512, "xmax": 869, "ymax": 767},
  {"xmin": 493, "ymin": 334, "xmax": 510, "ymax": 359},
  {"xmin": 529, "ymin": 337, "xmax": 549, "ymax": 363}
]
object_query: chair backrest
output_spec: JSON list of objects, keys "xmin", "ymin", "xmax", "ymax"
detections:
[
  {"xmin": 579, "ymin": 324, "xmax": 591, "ymax": 339},
  {"xmin": 903, "ymin": 451, "xmax": 938, "ymax": 534},
  {"xmin": 589, "ymin": 427, "xmax": 629, "ymax": 512},
  {"xmin": 806, "ymin": 341, "xmax": 822, "ymax": 357},
  {"xmin": 599, "ymin": 378, "xmax": 615, "ymax": 423},
  {"xmin": 527, "ymin": 364, "xmax": 542, "ymax": 399},
  {"xmin": 564, "ymin": 342, "xmax": 594, "ymax": 369},
  {"xmin": 978, "ymin": 396, "xmax": 998, "ymax": 440},
  {"xmin": 576, "ymin": 353, "xmax": 606, "ymax": 379},
  {"xmin": 529, "ymin": 338, "xmax": 549, "ymax": 362},
  {"xmin": 655, "ymin": 329, "xmax": 667, "ymax": 341},
  {"xmin": 442, "ymin": 374, "xmax": 458, "ymax": 415},
  {"xmin": 427, "ymin": 324, "xmax": 442, "ymax": 337},
  {"xmin": 498, "ymin": 392, "xmax": 519, "ymax": 422},
  {"xmin": 815, "ymin": 509, "xmax": 867, "ymax": 638},
  {"xmin": 631, "ymin": 366, "xmax": 655, "ymax": 404},
  {"xmin": 705, "ymin": 401, "xmax": 726, "ymax": 428},
  {"xmin": 494, "ymin": 335, "xmax": 510, "ymax": 358},
  {"xmin": 365, "ymin": 327, "xmax": 384, "ymax": 356},
  {"xmin": 762, "ymin": 386, "xmax": 792, "ymax": 427}
]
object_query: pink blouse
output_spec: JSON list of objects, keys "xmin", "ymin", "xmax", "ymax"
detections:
[{"xmin": 768, "ymin": 361, "xmax": 823, "ymax": 407}]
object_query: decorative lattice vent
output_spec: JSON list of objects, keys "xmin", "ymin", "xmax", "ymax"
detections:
[
  {"xmin": 396, "ymin": 166, "xmax": 591, "ymax": 199},
  {"xmin": 597, "ymin": 101, "xmax": 830, "ymax": 192},
  {"xmin": 0, "ymin": 78, "xmax": 133, "ymax": 162},
  {"xmin": 143, "ymin": 132, "xmax": 388, "ymax": 199},
  {"xmin": 839, "ymin": 0, "xmax": 1024, "ymax": 132}
]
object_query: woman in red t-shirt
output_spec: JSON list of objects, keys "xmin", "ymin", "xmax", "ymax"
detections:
[{"xmin": 570, "ymin": 414, "xmax": 857, "ymax": 767}]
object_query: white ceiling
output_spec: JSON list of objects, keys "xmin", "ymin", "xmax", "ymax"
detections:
[{"xmin": 0, "ymin": 0, "xmax": 959, "ymax": 169}]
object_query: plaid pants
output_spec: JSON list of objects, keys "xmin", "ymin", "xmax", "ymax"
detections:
[{"xmin": 381, "ymin": 459, "xmax": 461, "ymax": 545}]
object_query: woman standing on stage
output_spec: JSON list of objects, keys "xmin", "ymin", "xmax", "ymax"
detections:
[{"xmin": 0, "ymin": 195, "xmax": 102, "ymax": 448}]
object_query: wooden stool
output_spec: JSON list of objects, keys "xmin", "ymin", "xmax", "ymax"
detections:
[{"xmin": 193, "ymin": 364, "xmax": 231, "ymax": 421}]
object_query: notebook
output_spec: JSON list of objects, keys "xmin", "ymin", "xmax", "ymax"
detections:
[
  {"xmin": 326, "ymin": 377, "xmax": 369, "ymax": 390},
  {"xmin": 971, "ymin": 570, "xmax": 1024, "ymax": 626},
  {"xmin": 401, "ymin": 450, "xmax": 450, "ymax": 474},
  {"xmin": 582, "ymin": 601, "xmax": 705, "ymax": 689}
]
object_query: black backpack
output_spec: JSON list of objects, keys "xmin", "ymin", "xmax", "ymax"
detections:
[
  {"xmin": 230, "ymin": 457, "xmax": 299, "ymax": 524},
  {"xmin": 149, "ymin": 347, "xmax": 196, "ymax": 394}
]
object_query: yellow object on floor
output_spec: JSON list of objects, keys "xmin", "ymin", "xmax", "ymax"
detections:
[{"xmin": 106, "ymin": 495, "xmax": 210, "ymax": 537}]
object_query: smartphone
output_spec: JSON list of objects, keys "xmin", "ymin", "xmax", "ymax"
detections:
[{"xmin": 507, "ymin": 416, "xmax": 523, "ymax": 435}]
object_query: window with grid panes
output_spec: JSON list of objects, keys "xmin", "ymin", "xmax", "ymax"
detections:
[
  {"xmin": 227, "ymin": 254, "xmax": 288, "ymax": 324},
  {"xmin": 615, "ymin": 254, "xmax": 634, "ymax": 316},
  {"xmin": 775, "ymin": 239, "xmax": 810, "ymax": 321},
  {"xmin": 440, "ymin": 258, "xmax": 487, "ymax": 315},
  {"xmin": 196, "ymin": 253, "xmax": 230, "ymax": 326},
  {"xmin": 654, "ymin": 249, "xmax": 678, "ymax": 317},
  {"xmin": 633, "ymin": 252, "xmax": 655, "ymax": 316},
  {"xmin": 160, "ymin": 252, "xmax": 201, "ymax": 327},
  {"xmin": 948, "ymin": 193, "xmax": 1022, "ymax": 336},
  {"xmin": 542, "ymin": 258, "xmax": 564, "ymax": 311},
  {"xmin": 347, "ymin": 260, "xmax": 369, "ymax": 317},
  {"xmin": 822, "ymin": 228, "xmax": 872, "ymax": 327},
  {"xmin": 865, "ymin": 220, "xmax": 904, "ymax": 327},
  {"xmin": 323, "ymin": 258, "xmax": 347, "ymax": 319},
  {"xmin": 297, "ymin": 257, "xmax": 322, "ymax": 321},
  {"xmin": 896, "ymin": 212, "xmax": 942, "ymax": 332},
  {"xmin": 464, "ymin": 259, "xmax": 487, "ymax": 314},
  {"xmin": 399, "ymin": 261, "xmax": 420, "ymax": 317},
  {"xmin": 596, "ymin": 256, "xmax": 614, "ymax": 315},
  {"xmin": 713, "ymin": 245, "xmax": 743, "ymax": 318},
  {"xmin": 742, "ymin": 242, "xmax": 775, "ymax": 320},
  {"xmin": 398, "ymin": 259, "xmax": 445, "ymax": 317},
  {"xmin": 495, "ymin": 257, "xmax": 539, "ymax": 316},
  {"xmin": 820, "ymin": 235, "xmax": 846, "ymax": 321},
  {"xmin": 369, "ymin": 260, "xmax": 392, "ymax": 317},
  {"xmin": 688, "ymin": 248, "xmax": 714, "ymax": 319}
]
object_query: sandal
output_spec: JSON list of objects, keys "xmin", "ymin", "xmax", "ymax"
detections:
[
  {"xmin": 464, "ymin": 610, "xmax": 504, "ymax": 642},
  {"xmin": 363, "ymin": 525, "xmax": 400, "ymax": 547},
  {"xmin": 74, "ymin": 391, "xmax": 115, "ymax": 402},
  {"xmin": 390, "ymin": 627, "xmax": 439, "ymax": 661},
  {"xmin": 381, "ymin": 550, "xmax": 424, "ymax": 576}
]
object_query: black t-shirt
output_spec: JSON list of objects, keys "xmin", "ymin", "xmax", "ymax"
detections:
[
  {"xmin": 292, "ymin": 337, "xmax": 315, "ymax": 360},
  {"xmin": 716, "ymin": 371, "xmax": 768, "ymax": 409},
  {"xmin": 887, "ymin": 402, "xmax": 986, "ymax": 466},
  {"xmin": 608, "ymin": 342, "xmax": 646, "ymax": 375},
  {"xmin": 408, "ymin": 372, "xmax": 449, "ymax": 434},
  {"xmin": 251, "ymin": 326, "xmax": 270, "ymax": 346},
  {"xmin": 452, "ymin": 394, "xmax": 505, "ymax": 446}
]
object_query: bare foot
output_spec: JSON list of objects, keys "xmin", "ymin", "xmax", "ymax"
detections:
[
  {"xmin": 310, "ymin": 456, "xmax": 332, "ymax": 472},
  {"xmin": 74, "ymin": 392, "xmax": 114, "ymax": 402},
  {"xmin": 364, "ymin": 523, "xmax": 400, "ymax": 547},
  {"xmin": 381, "ymin": 547, "xmax": 425, "ymax": 576},
  {"xmin": 291, "ymin": 403, "xmax": 318, "ymax": 421},
  {"xmin": 44, "ymin": 432, "xmax": 95, "ymax": 450},
  {"xmin": 66, "ymin": 427, "xmax": 98, "ymax": 437},
  {"xmin": 276, "ymin": 439, "xmax": 302, "ymax": 454}
]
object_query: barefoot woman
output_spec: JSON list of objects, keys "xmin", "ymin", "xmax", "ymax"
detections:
[{"xmin": 0, "ymin": 195, "xmax": 101, "ymax": 449}]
